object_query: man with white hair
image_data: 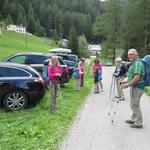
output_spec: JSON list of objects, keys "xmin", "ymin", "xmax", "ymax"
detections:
[
  {"xmin": 121, "ymin": 49, "xmax": 145, "ymax": 128},
  {"xmin": 113, "ymin": 57, "xmax": 126, "ymax": 100}
]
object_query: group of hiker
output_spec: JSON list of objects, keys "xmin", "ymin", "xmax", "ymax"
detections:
[
  {"xmin": 46, "ymin": 56, "xmax": 104, "ymax": 112},
  {"xmin": 113, "ymin": 49, "xmax": 150, "ymax": 128},
  {"xmin": 47, "ymin": 56, "xmax": 86, "ymax": 112},
  {"xmin": 46, "ymin": 48, "xmax": 150, "ymax": 129}
]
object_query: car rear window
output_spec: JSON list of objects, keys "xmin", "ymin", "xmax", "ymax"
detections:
[
  {"xmin": 5, "ymin": 67, "xmax": 30, "ymax": 77},
  {"xmin": 28, "ymin": 55, "xmax": 46, "ymax": 64},
  {"xmin": 27, "ymin": 66, "xmax": 41, "ymax": 77}
]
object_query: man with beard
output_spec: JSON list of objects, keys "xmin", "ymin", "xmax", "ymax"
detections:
[{"xmin": 121, "ymin": 49, "xmax": 145, "ymax": 128}]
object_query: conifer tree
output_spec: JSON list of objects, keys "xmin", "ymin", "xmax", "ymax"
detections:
[{"xmin": 68, "ymin": 26, "xmax": 78, "ymax": 55}]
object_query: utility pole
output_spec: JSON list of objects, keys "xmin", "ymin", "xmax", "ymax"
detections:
[{"xmin": 25, "ymin": 16, "xmax": 27, "ymax": 49}]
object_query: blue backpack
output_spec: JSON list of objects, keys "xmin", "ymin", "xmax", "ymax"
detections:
[
  {"xmin": 98, "ymin": 71, "xmax": 102, "ymax": 81},
  {"xmin": 142, "ymin": 55, "xmax": 150, "ymax": 86},
  {"xmin": 73, "ymin": 68, "xmax": 79, "ymax": 78},
  {"xmin": 42, "ymin": 59, "xmax": 50, "ymax": 78},
  {"xmin": 42, "ymin": 65, "xmax": 48, "ymax": 78}
]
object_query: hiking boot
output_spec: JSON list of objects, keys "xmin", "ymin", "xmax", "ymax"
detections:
[
  {"xmin": 119, "ymin": 97, "xmax": 125, "ymax": 101},
  {"xmin": 130, "ymin": 124, "xmax": 143, "ymax": 128},
  {"xmin": 125, "ymin": 120, "xmax": 135, "ymax": 124}
]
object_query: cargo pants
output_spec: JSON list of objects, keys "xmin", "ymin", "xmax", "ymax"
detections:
[
  {"xmin": 130, "ymin": 86, "xmax": 144, "ymax": 125},
  {"xmin": 115, "ymin": 76, "xmax": 124, "ymax": 98}
]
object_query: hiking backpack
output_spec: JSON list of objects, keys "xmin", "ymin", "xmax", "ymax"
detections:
[
  {"xmin": 94, "ymin": 69, "xmax": 102, "ymax": 83},
  {"xmin": 42, "ymin": 59, "xmax": 50, "ymax": 78},
  {"xmin": 142, "ymin": 55, "xmax": 150, "ymax": 86},
  {"xmin": 72, "ymin": 68, "xmax": 79, "ymax": 78}
]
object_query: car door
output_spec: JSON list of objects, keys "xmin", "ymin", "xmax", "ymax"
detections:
[
  {"xmin": 0, "ymin": 67, "xmax": 11, "ymax": 101},
  {"xmin": 26, "ymin": 55, "xmax": 46, "ymax": 74}
]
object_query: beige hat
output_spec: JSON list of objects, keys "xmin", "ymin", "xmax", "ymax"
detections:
[{"xmin": 116, "ymin": 57, "xmax": 122, "ymax": 62}]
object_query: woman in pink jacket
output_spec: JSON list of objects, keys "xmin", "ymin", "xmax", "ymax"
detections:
[
  {"xmin": 48, "ymin": 56, "xmax": 62, "ymax": 112},
  {"xmin": 92, "ymin": 58, "xmax": 104, "ymax": 93}
]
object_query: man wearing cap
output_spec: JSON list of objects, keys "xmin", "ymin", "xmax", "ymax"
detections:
[
  {"xmin": 113, "ymin": 57, "xmax": 126, "ymax": 101},
  {"xmin": 121, "ymin": 49, "xmax": 145, "ymax": 128}
]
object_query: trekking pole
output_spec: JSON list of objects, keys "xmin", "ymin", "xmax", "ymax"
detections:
[
  {"xmin": 109, "ymin": 75, "xmax": 114, "ymax": 98},
  {"xmin": 112, "ymin": 76, "xmax": 115, "ymax": 102},
  {"xmin": 108, "ymin": 75, "xmax": 119, "ymax": 124},
  {"xmin": 108, "ymin": 76, "xmax": 114, "ymax": 116},
  {"xmin": 108, "ymin": 76, "xmax": 115, "ymax": 123}
]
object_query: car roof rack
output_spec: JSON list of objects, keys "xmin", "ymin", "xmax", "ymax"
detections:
[{"xmin": 49, "ymin": 48, "xmax": 72, "ymax": 54}]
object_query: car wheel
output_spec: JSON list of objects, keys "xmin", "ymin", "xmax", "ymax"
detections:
[{"xmin": 3, "ymin": 91, "xmax": 28, "ymax": 111}]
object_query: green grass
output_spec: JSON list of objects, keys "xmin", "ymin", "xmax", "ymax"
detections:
[
  {"xmin": 0, "ymin": 29, "xmax": 57, "ymax": 60},
  {"xmin": 145, "ymin": 87, "xmax": 150, "ymax": 96},
  {"xmin": 0, "ymin": 66, "xmax": 93, "ymax": 150},
  {"xmin": 0, "ymin": 30, "xmax": 94, "ymax": 149}
]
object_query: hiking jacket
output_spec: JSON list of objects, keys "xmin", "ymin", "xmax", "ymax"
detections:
[
  {"xmin": 92, "ymin": 63, "xmax": 102, "ymax": 77},
  {"xmin": 78, "ymin": 61, "xmax": 86, "ymax": 72},
  {"xmin": 128, "ymin": 58, "xmax": 145, "ymax": 88},
  {"xmin": 114, "ymin": 64, "xmax": 126, "ymax": 77},
  {"xmin": 48, "ymin": 64, "xmax": 62, "ymax": 83}
]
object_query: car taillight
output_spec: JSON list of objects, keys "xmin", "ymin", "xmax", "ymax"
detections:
[{"xmin": 34, "ymin": 77, "xmax": 45, "ymax": 84}]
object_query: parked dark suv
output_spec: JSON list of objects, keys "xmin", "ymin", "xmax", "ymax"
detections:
[
  {"xmin": 63, "ymin": 60, "xmax": 75, "ymax": 78},
  {"xmin": 3, "ymin": 52, "xmax": 69, "ymax": 83},
  {"xmin": 56, "ymin": 54, "xmax": 79, "ymax": 62},
  {"xmin": 0, "ymin": 62, "xmax": 46, "ymax": 111}
]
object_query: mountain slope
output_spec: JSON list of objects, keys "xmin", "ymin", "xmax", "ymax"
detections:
[{"xmin": 0, "ymin": 30, "xmax": 57, "ymax": 60}]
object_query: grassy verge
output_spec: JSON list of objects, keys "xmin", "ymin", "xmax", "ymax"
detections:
[
  {"xmin": 0, "ymin": 30, "xmax": 57, "ymax": 60},
  {"xmin": 145, "ymin": 87, "xmax": 150, "ymax": 96},
  {"xmin": 0, "ymin": 30, "xmax": 94, "ymax": 149},
  {"xmin": 0, "ymin": 65, "xmax": 93, "ymax": 150}
]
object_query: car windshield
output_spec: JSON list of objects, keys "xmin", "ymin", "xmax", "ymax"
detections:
[
  {"xmin": 64, "ymin": 60, "xmax": 75, "ymax": 67},
  {"xmin": 68, "ymin": 55, "xmax": 78, "ymax": 62},
  {"xmin": 58, "ymin": 58, "xmax": 65, "ymax": 65}
]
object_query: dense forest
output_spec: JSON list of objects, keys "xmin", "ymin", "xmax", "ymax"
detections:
[
  {"xmin": 0, "ymin": 0, "xmax": 150, "ymax": 58},
  {"xmin": 93, "ymin": 0, "xmax": 150, "ymax": 59},
  {"xmin": 0, "ymin": 0, "xmax": 101, "ymax": 41}
]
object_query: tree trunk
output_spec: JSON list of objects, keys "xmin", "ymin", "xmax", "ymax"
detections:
[
  {"xmin": 144, "ymin": 25, "xmax": 147, "ymax": 55},
  {"xmin": 144, "ymin": 6, "xmax": 148, "ymax": 55},
  {"xmin": 113, "ymin": 46, "xmax": 115, "ymax": 64}
]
